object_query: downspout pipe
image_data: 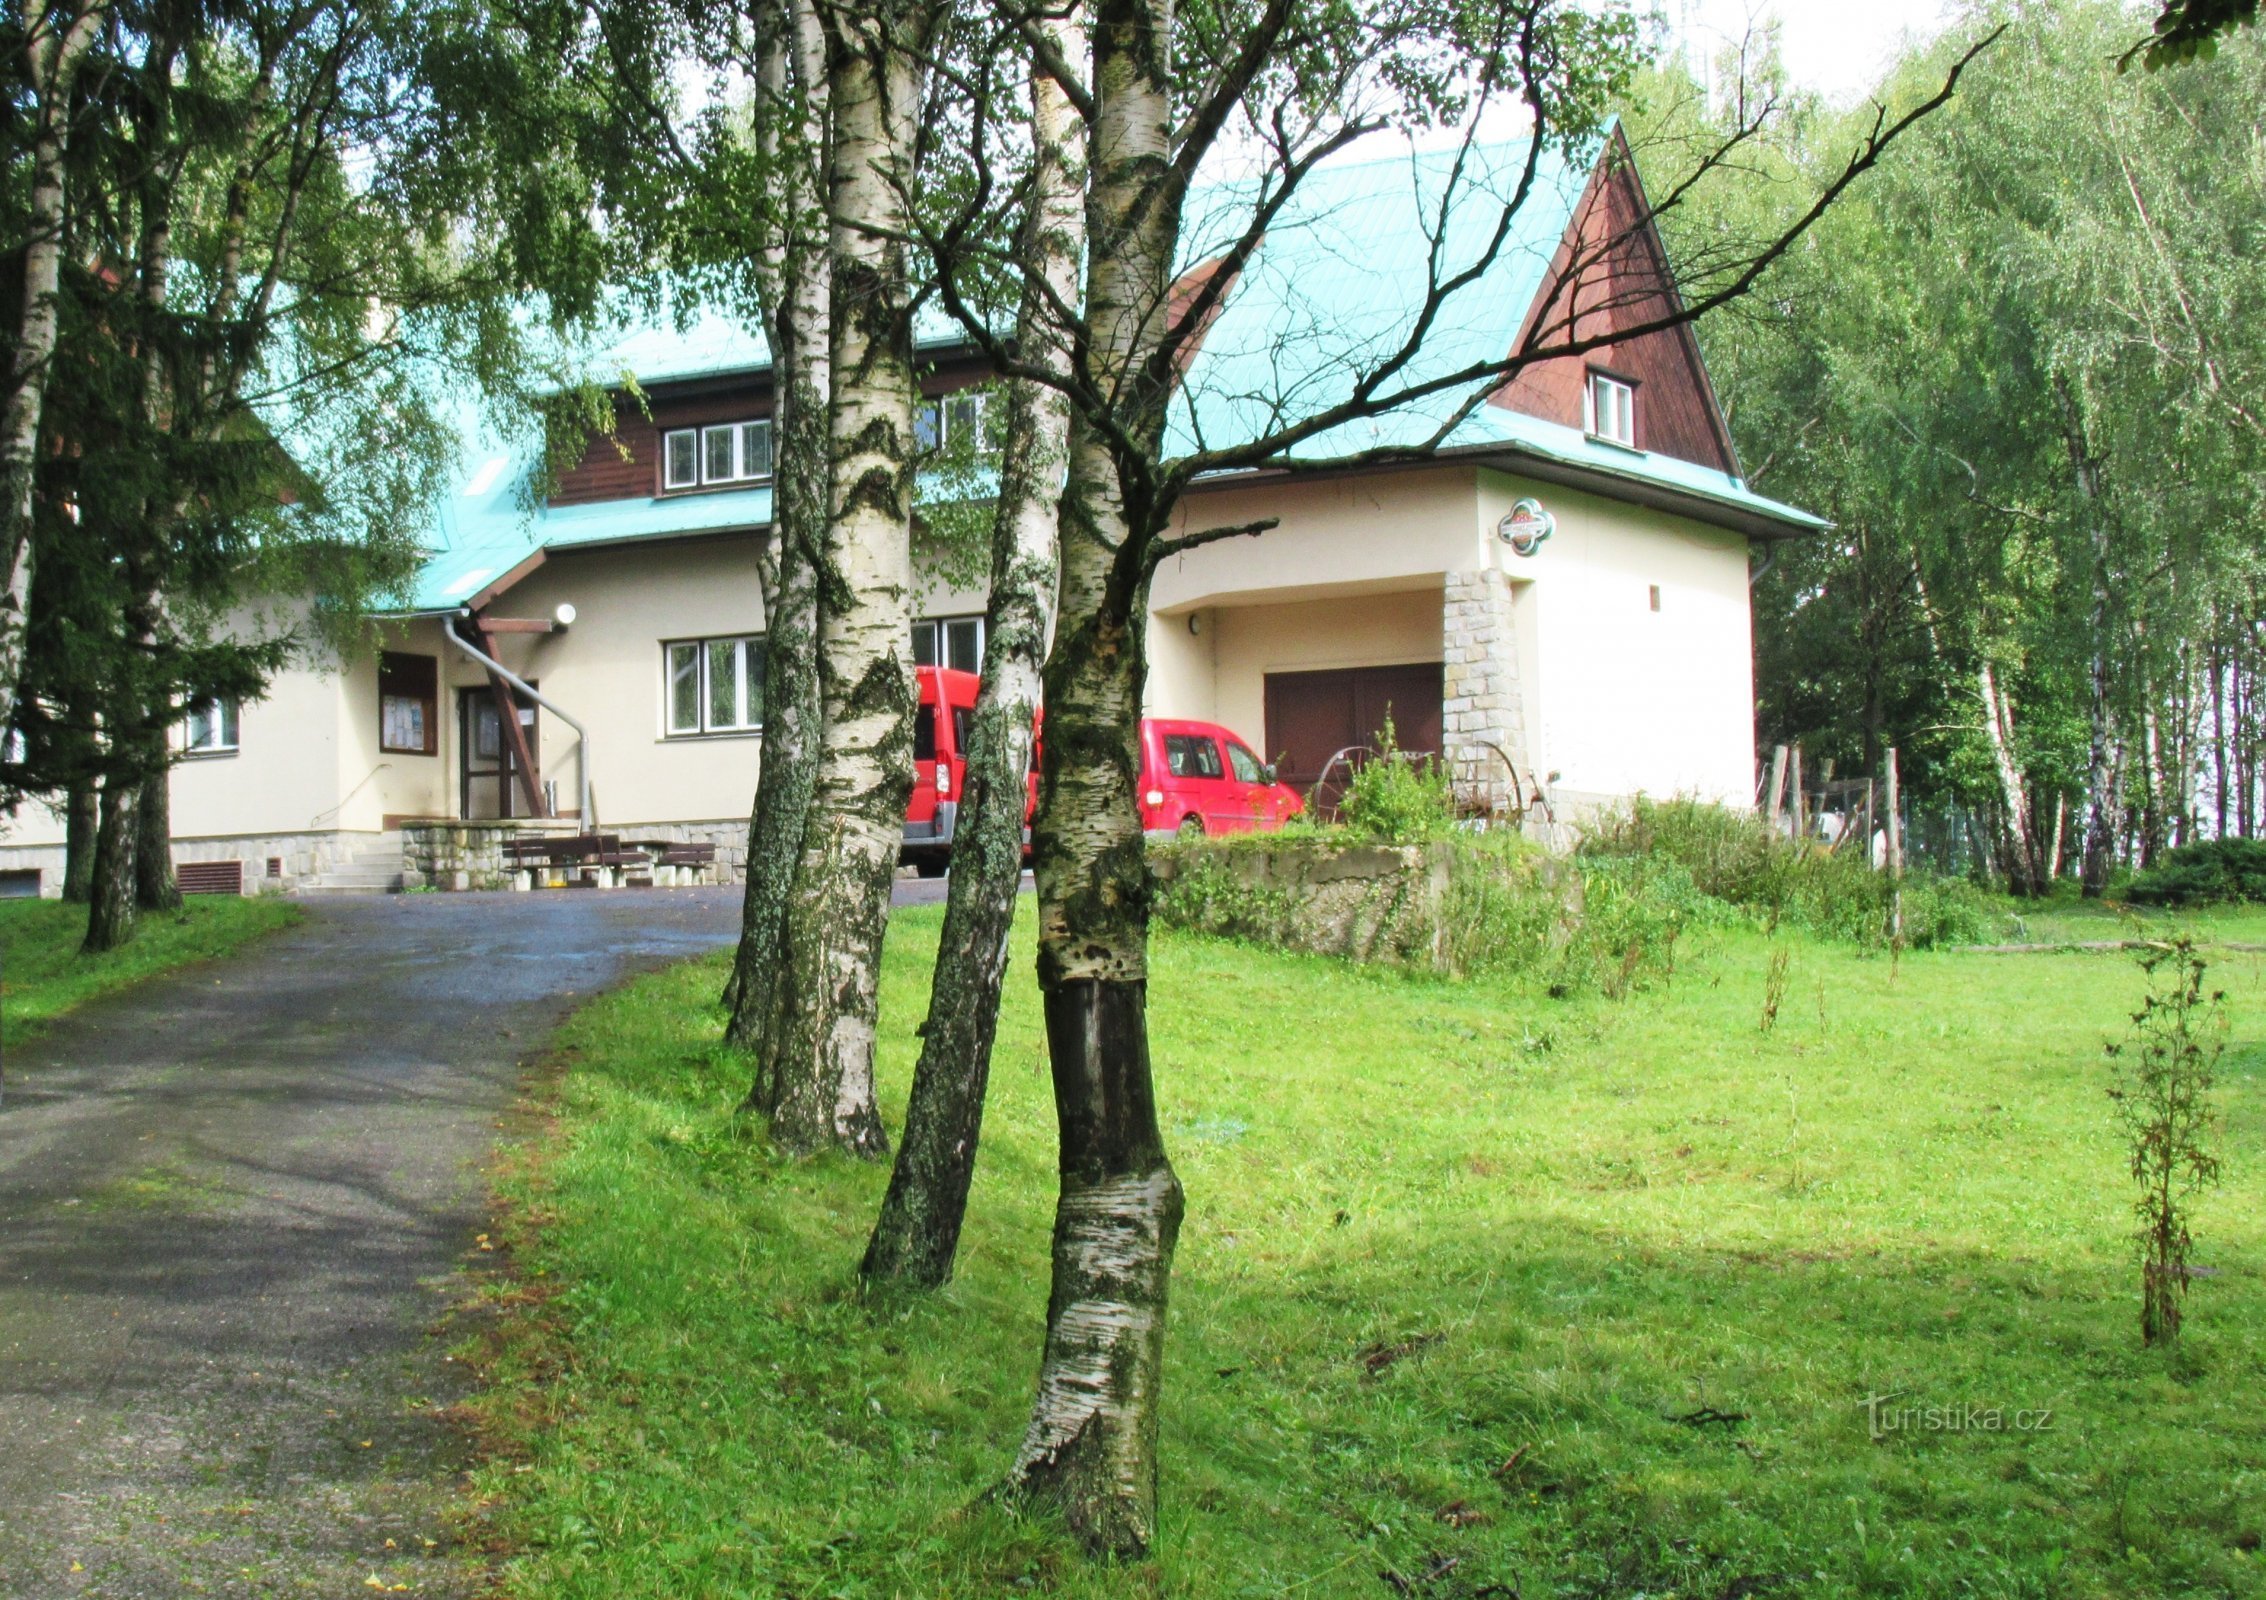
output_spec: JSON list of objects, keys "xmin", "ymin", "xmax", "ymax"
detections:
[{"xmin": 443, "ymin": 609, "xmax": 593, "ymax": 824}]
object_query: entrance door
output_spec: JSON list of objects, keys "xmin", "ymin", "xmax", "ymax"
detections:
[
  {"xmin": 1263, "ymin": 663, "xmax": 1444, "ymax": 814},
  {"xmin": 460, "ymin": 686, "xmax": 540, "ymax": 819}
]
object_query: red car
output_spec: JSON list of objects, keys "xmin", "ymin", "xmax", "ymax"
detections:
[
  {"xmin": 900, "ymin": 673, "xmax": 1300, "ymax": 871},
  {"xmin": 1136, "ymin": 717, "xmax": 1304, "ymax": 838}
]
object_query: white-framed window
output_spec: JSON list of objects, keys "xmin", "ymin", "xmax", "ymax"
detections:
[
  {"xmin": 664, "ymin": 428, "xmax": 700, "ymax": 489},
  {"xmin": 915, "ymin": 391, "xmax": 990, "ymax": 455},
  {"xmin": 1585, "ymin": 370, "xmax": 1636, "ymax": 447},
  {"xmin": 662, "ymin": 418, "xmax": 774, "ymax": 491},
  {"xmin": 663, "ymin": 634, "xmax": 765, "ymax": 736},
  {"xmin": 912, "ymin": 614, "xmax": 984, "ymax": 674},
  {"xmin": 182, "ymin": 697, "xmax": 240, "ymax": 756}
]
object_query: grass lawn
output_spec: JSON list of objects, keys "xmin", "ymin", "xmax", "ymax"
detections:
[
  {"xmin": 468, "ymin": 905, "xmax": 2266, "ymax": 1600},
  {"xmin": 0, "ymin": 893, "xmax": 300, "ymax": 1040}
]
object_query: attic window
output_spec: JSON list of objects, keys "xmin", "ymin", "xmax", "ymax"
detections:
[
  {"xmin": 1585, "ymin": 371, "xmax": 1636, "ymax": 448},
  {"xmin": 663, "ymin": 420, "xmax": 772, "ymax": 491}
]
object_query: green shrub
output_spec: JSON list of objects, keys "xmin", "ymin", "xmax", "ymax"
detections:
[
  {"xmin": 1579, "ymin": 795, "xmax": 1984, "ymax": 949},
  {"xmin": 1551, "ymin": 853, "xmax": 1741, "ymax": 998},
  {"xmin": 1335, "ymin": 716, "xmax": 1458, "ymax": 844},
  {"xmin": 2124, "ymin": 838, "xmax": 2266, "ymax": 908}
]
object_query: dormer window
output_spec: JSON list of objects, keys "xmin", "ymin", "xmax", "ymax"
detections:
[
  {"xmin": 915, "ymin": 390, "xmax": 990, "ymax": 455},
  {"xmin": 1585, "ymin": 371, "xmax": 1636, "ymax": 448},
  {"xmin": 663, "ymin": 419, "xmax": 773, "ymax": 491}
]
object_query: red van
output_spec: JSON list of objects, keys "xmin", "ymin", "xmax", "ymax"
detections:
[
  {"xmin": 903, "ymin": 665, "xmax": 982, "ymax": 877},
  {"xmin": 900, "ymin": 674, "xmax": 1299, "ymax": 871},
  {"xmin": 1136, "ymin": 718, "xmax": 1304, "ymax": 838}
]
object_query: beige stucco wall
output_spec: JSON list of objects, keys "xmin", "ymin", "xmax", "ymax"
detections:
[
  {"xmin": 455, "ymin": 534, "xmax": 768, "ymax": 827},
  {"xmin": 0, "ymin": 604, "xmax": 396, "ymax": 851},
  {"xmin": 1146, "ymin": 462, "xmax": 1759, "ymax": 807},
  {"xmin": 1474, "ymin": 468, "xmax": 1756, "ymax": 807},
  {"xmin": 1170, "ymin": 589, "xmax": 1446, "ymax": 757}
]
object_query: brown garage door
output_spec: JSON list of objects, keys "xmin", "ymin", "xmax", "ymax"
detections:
[{"xmin": 1263, "ymin": 663, "xmax": 1444, "ymax": 811}]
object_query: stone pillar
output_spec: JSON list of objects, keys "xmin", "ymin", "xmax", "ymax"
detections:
[{"xmin": 1441, "ymin": 568, "xmax": 1529, "ymax": 813}]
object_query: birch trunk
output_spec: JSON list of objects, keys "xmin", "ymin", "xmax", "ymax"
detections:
[
  {"xmin": 759, "ymin": 0, "xmax": 931, "ymax": 1156},
  {"xmin": 82, "ymin": 772, "xmax": 139, "ymax": 953},
  {"xmin": 725, "ymin": 0, "xmax": 829, "ymax": 1070},
  {"xmin": 1001, "ymin": 0, "xmax": 1185, "ymax": 1554},
  {"xmin": 0, "ymin": 0, "xmax": 109, "ymax": 737},
  {"xmin": 1978, "ymin": 658, "xmax": 2042, "ymax": 895},
  {"xmin": 863, "ymin": 17, "xmax": 1084, "ymax": 1288}
]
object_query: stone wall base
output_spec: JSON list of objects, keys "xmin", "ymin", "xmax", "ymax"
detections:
[
  {"xmin": 402, "ymin": 817, "xmax": 754, "ymax": 891},
  {"xmin": 0, "ymin": 816, "xmax": 760, "ymax": 898},
  {"xmin": 0, "ymin": 829, "xmax": 385, "ymax": 898}
]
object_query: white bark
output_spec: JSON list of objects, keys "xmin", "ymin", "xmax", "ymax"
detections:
[
  {"xmin": 0, "ymin": 0, "xmax": 109, "ymax": 736},
  {"xmin": 763, "ymin": 0, "xmax": 932, "ymax": 1155},
  {"xmin": 861, "ymin": 14, "xmax": 1085, "ymax": 1286}
]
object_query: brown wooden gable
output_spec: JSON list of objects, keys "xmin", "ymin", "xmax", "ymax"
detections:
[
  {"xmin": 1489, "ymin": 137, "xmax": 1741, "ymax": 478},
  {"xmin": 549, "ymin": 386, "xmax": 776, "ymax": 506},
  {"xmin": 547, "ymin": 351, "xmax": 996, "ymax": 507}
]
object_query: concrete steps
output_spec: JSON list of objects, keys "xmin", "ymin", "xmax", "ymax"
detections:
[{"xmin": 296, "ymin": 833, "xmax": 404, "ymax": 895}]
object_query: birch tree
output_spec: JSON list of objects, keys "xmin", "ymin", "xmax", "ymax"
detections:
[
  {"xmin": 722, "ymin": 0, "xmax": 830, "ymax": 1086},
  {"xmin": 903, "ymin": 0, "xmax": 1984, "ymax": 1554},
  {"xmin": 753, "ymin": 0, "xmax": 939, "ymax": 1155},
  {"xmin": 0, "ymin": 0, "xmax": 109, "ymax": 742},
  {"xmin": 863, "ymin": 3, "xmax": 1085, "ymax": 1286}
]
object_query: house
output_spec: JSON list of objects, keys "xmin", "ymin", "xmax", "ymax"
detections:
[{"xmin": 0, "ymin": 135, "xmax": 1821, "ymax": 897}]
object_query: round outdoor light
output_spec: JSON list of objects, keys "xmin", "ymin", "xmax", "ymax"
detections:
[
  {"xmin": 1497, "ymin": 498, "xmax": 1555, "ymax": 558},
  {"xmin": 554, "ymin": 602, "xmax": 578, "ymax": 627}
]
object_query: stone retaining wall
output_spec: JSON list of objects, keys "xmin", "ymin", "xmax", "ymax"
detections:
[{"xmin": 1152, "ymin": 835, "xmax": 1578, "ymax": 974}]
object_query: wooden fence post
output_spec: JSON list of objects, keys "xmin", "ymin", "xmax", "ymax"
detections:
[
  {"xmin": 1886, "ymin": 747, "xmax": 1904, "ymax": 947},
  {"xmin": 1766, "ymin": 744, "xmax": 1788, "ymax": 831},
  {"xmin": 1791, "ymin": 743, "xmax": 1806, "ymax": 841}
]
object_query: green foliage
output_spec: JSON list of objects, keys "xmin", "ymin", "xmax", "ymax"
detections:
[
  {"xmin": 2125, "ymin": 838, "xmax": 2266, "ymax": 908},
  {"xmin": 1580, "ymin": 796, "xmax": 1987, "ymax": 949},
  {"xmin": 1154, "ymin": 831, "xmax": 1701, "ymax": 999},
  {"xmin": 1642, "ymin": 10, "xmax": 2266, "ymax": 871},
  {"xmin": 2107, "ymin": 938, "xmax": 2228, "ymax": 1345},
  {"xmin": 1552, "ymin": 852, "xmax": 1724, "ymax": 999},
  {"xmin": 470, "ymin": 906, "xmax": 2266, "ymax": 1598},
  {"xmin": 1149, "ymin": 847, "xmax": 1306, "ymax": 945},
  {"xmin": 1334, "ymin": 718, "xmax": 1459, "ymax": 845},
  {"xmin": 0, "ymin": 896, "xmax": 299, "ymax": 1038}
]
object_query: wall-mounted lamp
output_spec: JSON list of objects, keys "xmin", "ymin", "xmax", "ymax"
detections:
[
  {"xmin": 554, "ymin": 602, "xmax": 578, "ymax": 629},
  {"xmin": 1186, "ymin": 612, "xmax": 1202, "ymax": 637}
]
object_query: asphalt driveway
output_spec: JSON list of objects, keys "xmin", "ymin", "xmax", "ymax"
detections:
[{"xmin": 0, "ymin": 889, "xmax": 748, "ymax": 1598}]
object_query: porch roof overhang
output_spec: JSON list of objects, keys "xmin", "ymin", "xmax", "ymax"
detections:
[{"xmin": 387, "ymin": 479, "xmax": 774, "ymax": 616}]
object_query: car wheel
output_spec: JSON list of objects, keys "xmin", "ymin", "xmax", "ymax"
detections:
[{"xmin": 1177, "ymin": 814, "xmax": 1205, "ymax": 839}]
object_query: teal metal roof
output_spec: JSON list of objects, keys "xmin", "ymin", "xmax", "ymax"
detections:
[
  {"xmin": 1170, "ymin": 141, "xmax": 1588, "ymax": 461},
  {"xmin": 1170, "ymin": 138, "xmax": 1821, "ymax": 534},
  {"xmin": 397, "ymin": 136, "xmax": 1815, "ymax": 613}
]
